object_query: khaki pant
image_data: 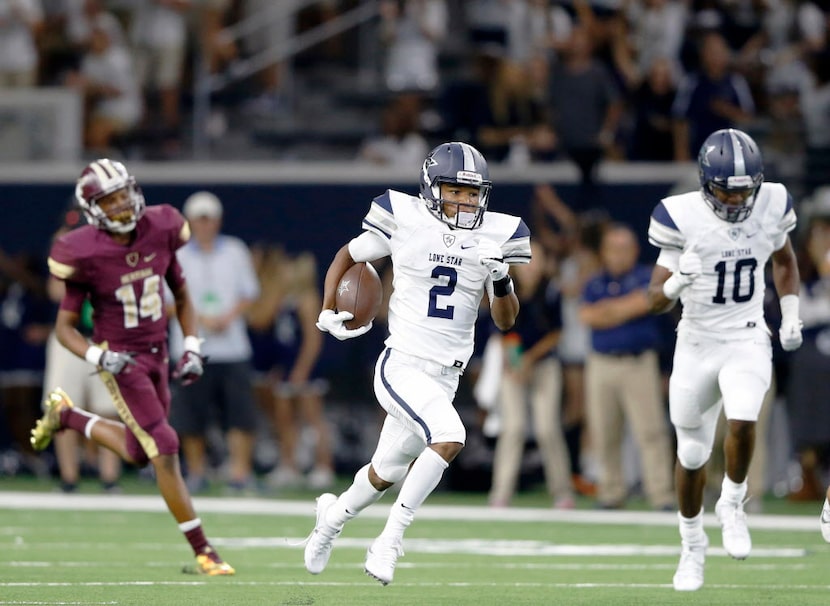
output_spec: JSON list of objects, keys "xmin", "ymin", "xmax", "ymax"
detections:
[
  {"xmin": 585, "ymin": 350, "xmax": 674, "ymax": 508},
  {"xmin": 489, "ymin": 357, "xmax": 573, "ymax": 504}
]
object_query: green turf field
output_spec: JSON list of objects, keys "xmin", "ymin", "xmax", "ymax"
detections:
[{"xmin": 1, "ymin": 478, "xmax": 828, "ymax": 605}]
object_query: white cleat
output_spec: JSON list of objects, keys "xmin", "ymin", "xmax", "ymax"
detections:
[
  {"xmin": 673, "ymin": 534, "xmax": 708, "ymax": 592},
  {"xmin": 303, "ymin": 493, "xmax": 340, "ymax": 574},
  {"xmin": 715, "ymin": 497, "xmax": 752, "ymax": 559},
  {"xmin": 364, "ymin": 536, "xmax": 404, "ymax": 586},
  {"xmin": 820, "ymin": 498, "xmax": 830, "ymax": 543}
]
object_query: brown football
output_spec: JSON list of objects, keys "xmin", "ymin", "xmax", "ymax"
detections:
[{"xmin": 335, "ymin": 262, "xmax": 383, "ymax": 329}]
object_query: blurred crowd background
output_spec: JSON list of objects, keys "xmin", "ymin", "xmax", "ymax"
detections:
[{"xmin": 1, "ymin": 0, "xmax": 830, "ymax": 510}]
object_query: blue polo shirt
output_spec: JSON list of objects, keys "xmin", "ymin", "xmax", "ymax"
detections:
[{"xmin": 582, "ymin": 264, "xmax": 661, "ymax": 355}]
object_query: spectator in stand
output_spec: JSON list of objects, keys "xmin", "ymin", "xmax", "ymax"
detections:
[
  {"xmin": 357, "ymin": 94, "xmax": 430, "ymax": 168},
  {"xmin": 379, "ymin": 0, "xmax": 448, "ymax": 94},
  {"xmin": 240, "ymin": 1, "xmax": 294, "ymax": 115},
  {"xmin": 800, "ymin": 50, "xmax": 830, "ymax": 195},
  {"xmin": 128, "ymin": 0, "xmax": 192, "ymax": 154},
  {"xmin": 671, "ymin": 31, "xmax": 756, "ymax": 161},
  {"xmin": 0, "ymin": 0, "xmax": 43, "ymax": 87},
  {"xmin": 64, "ymin": 12, "xmax": 142, "ymax": 156},
  {"xmin": 547, "ymin": 25, "xmax": 623, "ymax": 186},
  {"xmin": 621, "ymin": 0, "xmax": 687, "ymax": 80},
  {"xmin": 169, "ymin": 191, "xmax": 261, "ymax": 494},
  {"xmin": 626, "ymin": 57, "xmax": 680, "ymax": 162}
]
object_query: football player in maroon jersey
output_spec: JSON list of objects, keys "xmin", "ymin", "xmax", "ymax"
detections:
[{"xmin": 30, "ymin": 159, "xmax": 234, "ymax": 576}]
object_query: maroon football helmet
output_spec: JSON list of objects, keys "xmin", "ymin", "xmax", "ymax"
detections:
[{"xmin": 75, "ymin": 159, "xmax": 145, "ymax": 233}]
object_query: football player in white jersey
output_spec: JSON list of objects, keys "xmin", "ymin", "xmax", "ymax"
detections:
[
  {"xmin": 303, "ymin": 141, "xmax": 531, "ymax": 585},
  {"xmin": 647, "ymin": 128, "xmax": 803, "ymax": 591}
]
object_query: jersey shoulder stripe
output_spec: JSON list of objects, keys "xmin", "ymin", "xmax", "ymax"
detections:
[
  {"xmin": 648, "ymin": 199, "xmax": 684, "ymax": 251},
  {"xmin": 482, "ymin": 212, "xmax": 532, "ymax": 264},
  {"xmin": 47, "ymin": 225, "xmax": 98, "ymax": 281},
  {"xmin": 362, "ymin": 190, "xmax": 398, "ymax": 240}
]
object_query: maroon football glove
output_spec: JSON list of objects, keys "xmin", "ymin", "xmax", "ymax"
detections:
[{"xmin": 173, "ymin": 350, "xmax": 205, "ymax": 386}]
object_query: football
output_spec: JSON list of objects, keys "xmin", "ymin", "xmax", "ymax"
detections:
[{"xmin": 335, "ymin": 262, "xmax": 383, "ymax": 329}]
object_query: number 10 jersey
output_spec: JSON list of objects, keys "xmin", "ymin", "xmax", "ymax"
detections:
[{"xmin": 648, "ymin": 182, "xmax": 796, "ymax": 334}]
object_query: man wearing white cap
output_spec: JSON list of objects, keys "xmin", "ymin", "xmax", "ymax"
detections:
[{"xmin": 170, "ymin": 191, "xmax": 260, "ymax": 493}]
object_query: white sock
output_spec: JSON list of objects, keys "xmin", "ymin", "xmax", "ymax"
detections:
[
  {"xmin": 178, "ymin": 518, "xmax": 202, "ymax": 533},
  {"xmin": 678, "ymin": 509, "xmax": 706, "ymax": 544},
  {"xmin": 720, "ymin": 475, "xmax": 748, "ymax": 505},
  {"xmin": 326, "ymin": 464, "xmax": 385, "ymax": 529},
  {"xmin": 83, "ymin": 415, "xmax": 100, "ymax": 439},
  {"xmin": 379, "ymin": 448, "xmax": 448, "ymax": 541}
]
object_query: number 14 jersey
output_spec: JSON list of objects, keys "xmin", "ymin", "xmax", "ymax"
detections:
[{"xmin": 48, "ymin": 205, "xmax": 190, "ymax": 350}]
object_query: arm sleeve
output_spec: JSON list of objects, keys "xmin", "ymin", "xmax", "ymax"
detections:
[
  {"xmin": 348, "ymin": 230, "xmax": 392, "ymax": 262},
  {"xmin": 656, "ymin": 248, "xmax": 681, "ymax": 271}
]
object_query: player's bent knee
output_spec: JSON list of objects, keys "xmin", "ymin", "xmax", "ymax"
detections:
[
  {"xmin": 676, "ymin": 434, "xmax": 711, "ymax": 470},
  {"xmin": 430, "ymin": 422, "xmax": 466, "ymax": 446},
  {"xmin": 371, "ymin": 459, "xmax": 410, "ymax": 484}
]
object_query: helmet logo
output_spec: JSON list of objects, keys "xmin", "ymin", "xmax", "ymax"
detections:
[
  {"xmin": 456, "ymin": 170, "xmax": 482, "ymax": 185},
  {"xmin": 701, "ymin": 145, "xmax": 716, "ymax": 167},
  {"xmin": 443, "ymin": 234, "xmax": 456, "ymax": 247},
  {"xmin": 727, "ymin": 175, "xmax": 753, "ymax": 188}
]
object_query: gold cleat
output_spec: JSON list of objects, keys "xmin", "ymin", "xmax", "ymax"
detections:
[
  {"xmin": 183, "ymin": 547, "xmax": 235, "ymax": 576},
  {"xmin": 30, "ymin": 387, "xmax": 74, "ymax": 451}
]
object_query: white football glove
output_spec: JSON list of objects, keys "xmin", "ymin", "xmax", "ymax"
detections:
[
  {"xmin": 677, "ymin": 249, "xmax": 703, "ymax": 284},
  {"xmin": 477, "ymin": 238, "xmax": 509, "ymax": 281},
  {"xmin": 316, "ymin": 309, "xmax": 372, "ymax": 341},
  {"xmin": 663, "ymin": 249, "xmax": 702, "ymax": 299},
  {"xmin": 779, "ymin": 294, "xmax": 803, "ymax": 351}
]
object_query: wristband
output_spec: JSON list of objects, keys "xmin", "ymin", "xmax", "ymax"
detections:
[
  {"xmin": 779, "ymin": 294, "xmax": 799, "ymax": 322},
  {"xmin": 85, "ymin": 345, "xmax": 104, "ymax": 366},
  {"xmin": 183, "ymin": 335, "xmax": 202, "ymax": 354},
  {"xmin": 662, "ymin": 274, "xmax": 685, "ymax": 300},
  {"xmin": 493, "ymin": 276, "xmax": 514, "ymax": 298}
]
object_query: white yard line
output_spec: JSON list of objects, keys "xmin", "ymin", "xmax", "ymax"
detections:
[
  {"xmin": 1, "ymin": 580, "xmax": 829, "ymax": 590},
  {"xmin": 0, "ymin": 491, "xmax": 821, "ymax": 531}
]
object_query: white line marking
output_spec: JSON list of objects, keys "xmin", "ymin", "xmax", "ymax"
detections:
[
  {"xmin": 1, "ymin": 581, "xmax": 829, "ymax": 590},
  {"xmin": 212, "ymin": 536, "xmax": 808, "ymax": 558},
  {"xmin": 0, "ymin": 491, "xmax": 821, "ymax": 531}
]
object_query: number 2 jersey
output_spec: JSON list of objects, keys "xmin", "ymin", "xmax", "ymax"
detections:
[
  {"xmin": 361, "ymin": 189, "xmax": 531, "ymax": 369},
  {"xmin": 47, "ymin": 205, "xmax": 190, "ymax": 350},
  {"xmin": 648, "ymin": 182, "xmax": 796, "ymax": 333}
]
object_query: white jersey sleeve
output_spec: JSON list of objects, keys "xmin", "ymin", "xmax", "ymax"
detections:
[
  {"xmin": 367, "ymin": 189, "xmax": 530, "ymax": 369},
  {"xmin": 648, "ymin": 184, "xmax": 796, "ymax": 334}
]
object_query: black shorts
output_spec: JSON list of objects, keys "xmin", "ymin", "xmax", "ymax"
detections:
[{"xmin": 170, "ymin": 361, "xmax": 259, "ymax": 434}]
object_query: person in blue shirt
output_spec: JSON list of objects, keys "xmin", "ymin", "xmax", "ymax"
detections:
[{"xmin": 579, "ymin": 224, "xmax": 674, "ymax": 510}]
